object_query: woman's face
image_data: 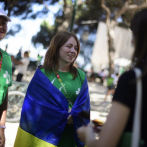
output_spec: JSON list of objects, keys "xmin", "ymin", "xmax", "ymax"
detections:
[
  {"xmin": 0, "ymin": 16, "xmax": 7, "ymax": 41},
  {"xmin": 58, "ymin": 36, "xmax": 78, "ymax": 66}
]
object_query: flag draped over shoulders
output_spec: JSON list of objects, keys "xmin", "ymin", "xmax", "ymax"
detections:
[{"xmin": 14, "ymin": 67, "xmax": 90, "ymax": 147}]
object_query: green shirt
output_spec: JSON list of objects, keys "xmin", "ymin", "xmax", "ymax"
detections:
[
  {"xmin": 40, "ymin": 68, "xmax": 86, "ymax": 108},
  {"xmin": 0, "ymin": 49, "xmax": 12, "ymax": 105},
  {"xmin": 40, "ymin": 68, "xmax": 86, "ymax": 147}
]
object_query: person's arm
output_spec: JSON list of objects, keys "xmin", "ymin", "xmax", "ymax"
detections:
[
  {"xmin": 0, "ymin": 89, "xmax": 8, "ymax": 147},
  {"xmin": 12, "ymin": 59, "xmax": 23, "ymax": 65},
  {"xmin": 77, "ymin": 101, "xmax": 130, "ymax": 147},
  {"xmin": 11, "ymin": 57, "xmax": 23, "ymax": 65},
  {"xmin": 0, "ymin": 90, "xmax": 8, "ymax": 147}
]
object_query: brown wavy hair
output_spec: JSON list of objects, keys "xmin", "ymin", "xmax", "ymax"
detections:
[
  {"xmin": 40, "ymin": 30, "xmax": 80, "ymax": 79},
  {"xmin": 131, "ymin": 8, "xmax": 147, "ymax": 77}
]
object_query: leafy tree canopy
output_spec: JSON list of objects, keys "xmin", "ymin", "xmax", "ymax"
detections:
[
  {"xmin": 31, "ymin": 0, "xmax": 147, "ymax": 60},
  {"xmin": 0, "ymin": 0, "xmax": 59, "ymax": 36},
  {"xmin": 32, "ymin": 20, "xmax": 56, "ymax": 49}
]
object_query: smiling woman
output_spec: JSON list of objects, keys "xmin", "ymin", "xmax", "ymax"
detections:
[
  {"xmin": 58, "ymin": 36, "xmax": 78, "ymax": 71},
  {"xmin": 14, "ymin": 30, "xmax": 90, "ymax": 147},
  {"xmin": 0, "ymin": 16, "xmax": 7, "ymax": 41},
  {"xmin": 0, "ymin": 8, "xmax": 12, "ymax": 147}
]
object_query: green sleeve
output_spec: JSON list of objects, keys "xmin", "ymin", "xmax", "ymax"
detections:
[{"xmin": 77, "ymin": 68, "xmax": 86, "ymax": 84}]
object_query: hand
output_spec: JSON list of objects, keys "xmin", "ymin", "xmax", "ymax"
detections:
[
  {"xmin": 77, "ymin": 123, "xmax": 94, "ymax": 143},
  {"xmin": 0, "ymin": 128, "xmax": 5, "ymax": 147},
  {"xmin": 93, "ymin": 125, "xmax": 101, "ymax": 133},
  {"xmin": 67, "ymin": 114, "xmax": 73, "ymax": 124}
]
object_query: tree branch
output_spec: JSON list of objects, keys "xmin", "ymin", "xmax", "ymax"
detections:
[
  {"xmin": 7, "ymin": 0, "xmax": 19, "ymax": 8},
  {"xmin": 115, "ymin": 1, "xmax": 129, "ymax": 21},
  {"xmin": 39, "ymin": 0, "xmax": 49, "ymax": 11},
  {"xmin": 101, "ymin": 0, "xmax": 111, "ymax": 27},
  {"xmin": 127, "ymin": 2, "xmax": 147, "ymax": 10},
  {"xmin": 6, "ymin": 0, "xmax": 19, "ymax": 16},
  {"xmin": 115, "ymin": 1, "xmax": 147, "ymax": 21},
  {"xmin": 77, "ymin": 0, "xmax": 85, "ymax": 5}
]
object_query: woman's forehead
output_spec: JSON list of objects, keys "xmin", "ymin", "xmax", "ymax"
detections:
[{"xmin": 65, "ymin": 37, "xmax": 77, "ymax": 45}]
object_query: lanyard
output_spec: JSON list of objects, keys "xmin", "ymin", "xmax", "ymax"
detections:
[
  {"xmin": 54, "ymin": 70, "xmax": 74, "ymax": 108},
  {"xmin": 0, "ymin": 50, "xmax": 2, "ymax": 72},
  {"xmin": 54, "ymin": 70, "xmax": 69, "ymax": 99}
]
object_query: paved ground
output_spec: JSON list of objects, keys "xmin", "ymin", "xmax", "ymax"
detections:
[{"xmin": 6, "ymin": 73, "xmax": 113, "ymax": 147}]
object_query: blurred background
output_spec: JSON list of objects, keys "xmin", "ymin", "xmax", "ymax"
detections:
[
  {"xmin": 1, "ymin": 0, "xmax": 147, "ymax": 77},
  {"xmin": 1, "ymin": 1, "xmax": 147, "ymax": 146}
]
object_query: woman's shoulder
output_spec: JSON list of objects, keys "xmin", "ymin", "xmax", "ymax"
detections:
[
  {"xmin": 119, "ymin": 69, "xmax": 135, "ymax": 83},
  {"xmin": 77, "ymin": 68, "xmax": 86, "ymax": 77},
  {"xmin": 40, "ymin": 67, "xmax": 45, "ymax": 73},
  {"xmin": 113, "ymin": 69, "xmax": 136, "ymax": 108},
  {"xmin": 39, "ymin": 67, "xmax": 55, "ymax": 80},
  {"xmin": 40, "ymin": 67, "xmax": 50, "ymax": 76},
  {"xmin": 77, "ymin": 68, "xmax": 86, "ymax": 82}
]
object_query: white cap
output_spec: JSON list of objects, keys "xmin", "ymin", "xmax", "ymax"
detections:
[{"xmin": 0, "ymin": 8, "xmax": 11, "ymax": 22}]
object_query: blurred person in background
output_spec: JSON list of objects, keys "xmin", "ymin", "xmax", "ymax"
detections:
[
  {"xmin": 103, "ymin": 73, "xmax": 119, "ymax": 103},
  {"xmin": 16, "ymin": 47, "xmax": 22, "ymax": 60},
  {"xmin": 37, "ymin": 53, "xmax": 42, "ymax": 67},
  {"xmin": 10, "ymin": 55, "xmax": 15, "ymax": 75},
  {"xmin": 97, "ymin": 69, "xmax": 107, "ymax": 85},
  {"xmin": 77, "ymin": 8, "xmax": 147, "ymax": 147},
  {"xmin": 0, "ymin": 8, "xmax": 11, "ymax": 147},
  {"xmin": 87, "ymin": 67, "xmax": 95, "ymax": 82},
  {"xmin": 14, "ymin": 31, "xmax": 90, "ymax": 147},
  {"xmin": 11, "ymin": 51, "xmax": 30, "ymax": 82}
]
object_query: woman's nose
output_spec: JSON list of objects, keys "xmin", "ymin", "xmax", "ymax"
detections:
[{"xmin": 71, "ymin": 47, "xmax": 76, "ymax": 52}]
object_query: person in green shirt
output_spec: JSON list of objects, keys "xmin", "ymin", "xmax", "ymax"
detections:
[
  {"xmin": 14, "ymin": 31, "xmax": 90, "ymax": 147},
  {"xmin": 0, "ymin": 8, "xmax": 12, "ymax": 147},
  {"xmin": 40, "ymin": 31, "xmax": 88, "ymax": 147}
]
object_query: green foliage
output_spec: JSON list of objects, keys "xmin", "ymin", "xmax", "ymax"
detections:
[
  {"xmin": 32, "ymin": 20, "xmax": 56, "ymax": 49},
  {"xmin": 0, "ymin": 0, "xmax": 59, "ymax": 36},
  {"xmin": 1, "ymin": 0, "xmax": 58, "ymax": 17},
  {"xmin": 4, "ymin": 0, "xmax": 146, "ymax": 49},
  {"xmin": 75, "ymin": 0, "xmax": 147, "ymax": 31},
  {"xmin": 31, "ymin": 0, "xmax": 147, "ymax": 50}
]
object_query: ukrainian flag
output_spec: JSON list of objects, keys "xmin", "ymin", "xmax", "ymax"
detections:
[{"xmin": 14, "ymin": 67, "xmax": 90, "ymax": 147}]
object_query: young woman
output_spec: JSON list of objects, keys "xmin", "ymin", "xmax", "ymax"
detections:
[
  {"xmin": 77, "ymin": 9, "xmax": 147, "ymax": 147},
  {"xmin": 0, "ymin": 8, "xmax": 11, "ymax": 147},
  {"xmin": 14, "ymin": 31, "xmax": 90, "ymax": 147}
]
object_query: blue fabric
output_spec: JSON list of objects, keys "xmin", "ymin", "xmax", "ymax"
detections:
[{"xmin": 20, "ymin": 67, "xmax": 90, "ymax": 147}]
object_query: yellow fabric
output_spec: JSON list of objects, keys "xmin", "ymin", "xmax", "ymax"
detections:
[{"xmin": 14, "ymin": 127, "xmax": 57, "ymax": 147}]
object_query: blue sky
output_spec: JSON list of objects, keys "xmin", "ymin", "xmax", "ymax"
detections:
[{"xmin": 0, "ymin": 3, "xmax": 59, "ymax": 59}]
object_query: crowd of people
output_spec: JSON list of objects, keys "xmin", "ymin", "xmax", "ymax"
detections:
[{"xmin": 0, "ymin": 7, "xmax": 147, "ymax": 147}]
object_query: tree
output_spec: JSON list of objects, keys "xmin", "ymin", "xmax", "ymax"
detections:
[
  {"xmin": 32, "ymin": 20, "xmax": 56, "ymax": 49},
  {"xmin": 0, "ymin": 0, "xmax": 59, "ymax": 36},
  {"xmin": 31, "ymin": 0, "xmax": 85, "ymax": 47},
  {"xmin": 101, "ymin": 0, "xmax": 147, "ymax": 77},
  {"xmin": 31, "ymin": 0, "xmax": 147, "ymax": 70}
]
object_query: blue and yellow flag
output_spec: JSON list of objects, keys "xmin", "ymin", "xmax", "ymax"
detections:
[{"xmin": 14, "ymin": 68, "xmax": 90, "ymax": 147}]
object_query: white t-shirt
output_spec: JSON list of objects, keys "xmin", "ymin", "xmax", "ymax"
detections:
[{"xmin": 17, "ymin": 57, "xmax": 30, "ymax": 74}]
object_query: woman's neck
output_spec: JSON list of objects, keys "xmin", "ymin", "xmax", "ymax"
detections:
[{"xmin": 57, "ymin": 63, "xmax": 70, "ymax": 72}]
